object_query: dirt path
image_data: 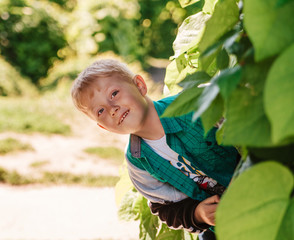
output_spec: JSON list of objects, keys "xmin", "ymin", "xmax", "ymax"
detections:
[
  {"xmin": 0, "ymin": 112, "xmax": 138, "ymax": 239},
  {"xmin": 0, "ymin": 114, "xmax": 129, "ymax": 176},
  {"xmin": 0, "ymin": 185, "xmax": 139, "ymax": 240}
]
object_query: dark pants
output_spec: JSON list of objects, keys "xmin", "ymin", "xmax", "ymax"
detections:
[{"xmin": 198, "ymin": 229, "xmax": 216, "ymax": 240}]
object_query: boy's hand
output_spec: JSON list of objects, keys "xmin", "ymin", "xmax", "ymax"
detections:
[{"xmin": 194, "ymin": 195, "xmax": 220, "ymax": 226}]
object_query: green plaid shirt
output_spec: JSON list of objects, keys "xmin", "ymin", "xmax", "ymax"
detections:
[{"xmin": 126, "ymin": 95, "xmax": 239, "ymax": 201}]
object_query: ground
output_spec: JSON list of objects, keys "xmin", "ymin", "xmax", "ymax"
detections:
[{"xmin": 0, "ymin": 111, "xmax": 139, "ymax": 240}]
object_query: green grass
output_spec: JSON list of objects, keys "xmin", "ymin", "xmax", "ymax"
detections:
[
  {"xmin": 0, "ymin": 167, "xmax": 119, "ymax": 187},
  {"xmin": 42, "ymin": 172, "xmax": 120, "ymax": 187},
  {"xmin": 84, "ymin": 146, "xmax": 125, "ymax": 165},
  {"xmin": 0, "ymin": 138, "xmax": 34, "ymax": 155},
  {"xmin": 30, "ymin": 160, "xmax": 50, "ymax": 168},
  {"xmin": 0, "ymin": 97, "xmax": 71, "ymax": 135}
]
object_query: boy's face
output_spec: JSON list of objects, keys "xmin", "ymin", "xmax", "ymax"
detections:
[{"xmin": 82, "ymin": 74, "xmax": 149, "ymax": 135}]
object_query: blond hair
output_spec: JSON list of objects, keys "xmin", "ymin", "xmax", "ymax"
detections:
[{"xmin": 71, "ymin": 59, "xmax": 135, "ymax": 115}]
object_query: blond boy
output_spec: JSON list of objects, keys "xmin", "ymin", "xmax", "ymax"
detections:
[{"xmin": 71, "ymin": 59, "xmax": 239, "ymax": 239}]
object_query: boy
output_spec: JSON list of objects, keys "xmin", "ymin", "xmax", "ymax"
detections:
[{"xmin": 71, "ymin": 59, "xmax": 239, "ymax": 239}]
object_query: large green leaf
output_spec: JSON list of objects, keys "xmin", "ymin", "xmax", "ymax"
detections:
[
  {"xmin": 264, "ymin": 44, "xmax": 294, "ymax": 144},
  {"xmin": 244, "ymin": 0, "xmax": 294, "ymax": 61},
  {"xmin": 217, "ymin": 65, "xmax": 242, "ymax": 99},
  {"xmin": 202, "ymin": 0, "xmax": 218, "ymax": 14},
  {"xmin": 172, "ymin": 12, "xmax": 210, "ymax": 58},
  {"xmin": 178, "ymin": 0, "xmax": 201, "ymax": 8},
  {"xmin": 192, "ymin": 81, "xmax": 220, "ymax": 121},
  {"xmin": 201, "ymin": 93, "xmax": 224, "ymax": 134},
  {"xmin": 222, "ymin": 61, "xmax": 273, "ymax": 147},
  {"xmin": 199, "ymin": 28, "xmax": 240, "ymax": 71},
  {"xmin": 192, "ymin": 66, "xmax": 241, "ymax": 123},
  {"xmin": 178, "ymin": 71, "xmax": 211, "ymax": 89},
  {"xmin": 276, "ymin": 198, "xmax": 294, "ymax": 239},
  {"xmin": 162, "ymin": 84, "xmax": 204, "ymax": 118},
  {"xmin": 164, "ymin": 55, "xmax": 198, "ymax": 94},
  {"xmin": 139, "ymin": 197, "xmax": 158, "ymax": 240},
  {"xmin": 199, "ymin": 0, "xmax": 239, "ymax": 53},
  {"xmin": 216, "ymin": 161, "xmax": 294, "ymax": 240}
]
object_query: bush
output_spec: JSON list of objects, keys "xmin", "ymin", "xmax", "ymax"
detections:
[
  {"xmin": 0, "ymin": 57, "xmax": 38, "ymax": 97},
  {"xmin": 0, "ymin": 0, "xmax": 67, "ymax": 85}
]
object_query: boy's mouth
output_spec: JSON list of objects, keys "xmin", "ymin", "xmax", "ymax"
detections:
[{"xmin": 118, "ymin": 110, "xmax": 129, "ymax": 125}]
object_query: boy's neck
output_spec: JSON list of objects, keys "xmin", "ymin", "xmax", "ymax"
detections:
[{"xmin": 133, "ymin": 97, "xmax": 165, "ymax": 140}]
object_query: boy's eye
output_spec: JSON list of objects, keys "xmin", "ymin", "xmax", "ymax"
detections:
[
  {"xmin": 111, "ymin": 90, "xmax": 119, "ymax": 99},
  {"xmin": 98, "ymin": 108, "xmax": 104, "ymax": 116}
]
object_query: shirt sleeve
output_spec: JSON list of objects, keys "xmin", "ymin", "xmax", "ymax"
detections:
[
  {"xmin": 149, "ymin": 198, "xmax": 211, "ymax": 233},
  {"xmin": 126, "ymin": 155, "xmax": 188, "ymax": 204}
]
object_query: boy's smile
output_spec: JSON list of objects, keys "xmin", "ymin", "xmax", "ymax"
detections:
[{"xmin": 82, "ymin": 74, "xmax": 149, "ymax": 135}]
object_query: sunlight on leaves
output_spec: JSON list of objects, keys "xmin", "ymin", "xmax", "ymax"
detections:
[{"xmin": 216, "ymin": 161, "xmax": 294, "ymax": 240}]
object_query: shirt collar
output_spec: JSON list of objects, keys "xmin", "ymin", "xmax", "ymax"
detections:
[{"xmin": 153, "ymin": 98, "xmax": 183, "ymax": 134}]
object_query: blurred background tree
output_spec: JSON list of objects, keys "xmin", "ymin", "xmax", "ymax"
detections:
[{"xmin": 0, "ymin": 0, "xmax": 200, "ymax": 92}]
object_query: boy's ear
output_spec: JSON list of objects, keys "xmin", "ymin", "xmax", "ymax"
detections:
[{"xmin": 133, "ymin": 75, "xmax": 147, "ymax": 96}]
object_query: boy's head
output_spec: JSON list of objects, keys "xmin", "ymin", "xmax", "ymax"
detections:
[
  {"xmin": 71, "ymin": 59, "xmax": 135, "ymax": 114},
  {"xmin": 71, "ymin": 59, "xmax": 150, "ymax": 135}
]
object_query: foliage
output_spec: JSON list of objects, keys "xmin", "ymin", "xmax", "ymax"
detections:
[
  {"xmin": 89, "ymin": 0, "xmax": 197, "ymax": 66},
  {"xmin": 0, "ymin": 0, "xmax": 197, "ymax": 90},
  {"xmin": 0, "ymin": 0, "xmax": 67, "ymax": 85},
  {"xmin": 0, "ymin": 57, "xmax": 38, "ymax": 97},
  {"xmin": 117, "ymin": 187, "xmax": 199, "ymax": 240},
  {"xmin": 0, "ymin": 138, "xmax": 33, "ymax": 155},
  {"xmin": 216, "ymin": 161, "xmax": 294, "ymax": 240},
  {"xmin": 160, "ymin": 0, "xmax": 294, "ymax": 239}
]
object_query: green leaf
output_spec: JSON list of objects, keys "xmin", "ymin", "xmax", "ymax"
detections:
[
  {"xmin": 216, "ymin": 161, "xmax": 294, "ymax": 240},
  {"xmin": 216, "ymin": 48, "xmax": 230, "ymax": 69},
  {"xmin": 199, "ymin": 0, "xmax": 239, "ymax": 53},
  {"xmin": 264, "ymin": 44, "xmax": 294, "ymax": 144},
  {"xmin": 276, "ymin": 198, "xmax": 294, "ymax": 240},
  {"xmin": 244, "ymin": 0, "xmax": 294, "ymax": 61},
  {"xmin": 217, "ymin": 65, "xmax": 242, "ymax": 98},
  {"xmin": 192, "ymin": 66, "xmax": 241, "ymax": 123},
  {"xmin": 162, "ymin": 85, "xmax": 204, "ymax": 118},
  {"xmin": 178, "ymin": 0, "xmax": 201, "ymax": 8},
  {"xmin": 216, "ymin": 121, "xmax": 225, "ymax": 144},
  {"xmin": 164, "ymin": 56, "xmax": 198, "ymax": 94},
  {"xmin": 172, "ymin": 12, "xmax": 210, "ymax": 58},
  {"xmin": 222, "ymin": 61, "xmax": 273, "ymax": 147},
  {"xmin": 156, "ymin": 225, "xmax": 184, "ymax": 240},
  {"xmin": 139, "ymin": 197, "xmax": 159, "ymax": 240},
  {"xmin": 203, "ymin": 0, "xmax": 218, "ymax": 14},
  {"xmin": 199, "ymin": 27, "xmax": 241, "ymax": 71},
  {"xmin": 117, "ymin": 189, "xmax": 140, "ymax": 221},
  {"xmin": 115, "ymin": 163, "xmax": 133, "ymax": 206},
  {"xmin": 192, "ymin": 82, "xmax": 220, "ymax": 121},
  {"xmin": 201, "ymin": 93, "xmax": 224, "ymax": 134},
  {"xmin": 276, "ymin": 0, "xmax": 294, "ymax": 7},
  {"xmin": 178, "ymin": 71, "xmax": 211, "ymax": 89}
]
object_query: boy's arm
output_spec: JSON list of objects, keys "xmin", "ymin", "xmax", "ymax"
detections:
[
  {"xmin": 126, "ymin": 157, "xmax": 214, "ymax": 233},
  {"xmin": 150, "ymin": 197, "xmax": 214, "ymax": 233}
]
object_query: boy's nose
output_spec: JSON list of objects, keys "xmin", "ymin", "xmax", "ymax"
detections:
[{"xmin": 110, "ymin": 106, "xmax": 119, "ymax": 117}]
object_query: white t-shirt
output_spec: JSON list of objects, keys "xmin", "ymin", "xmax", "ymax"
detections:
[{"xmin": 143, "ymin": 135, "xmax": 217, "ymax": 190}]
